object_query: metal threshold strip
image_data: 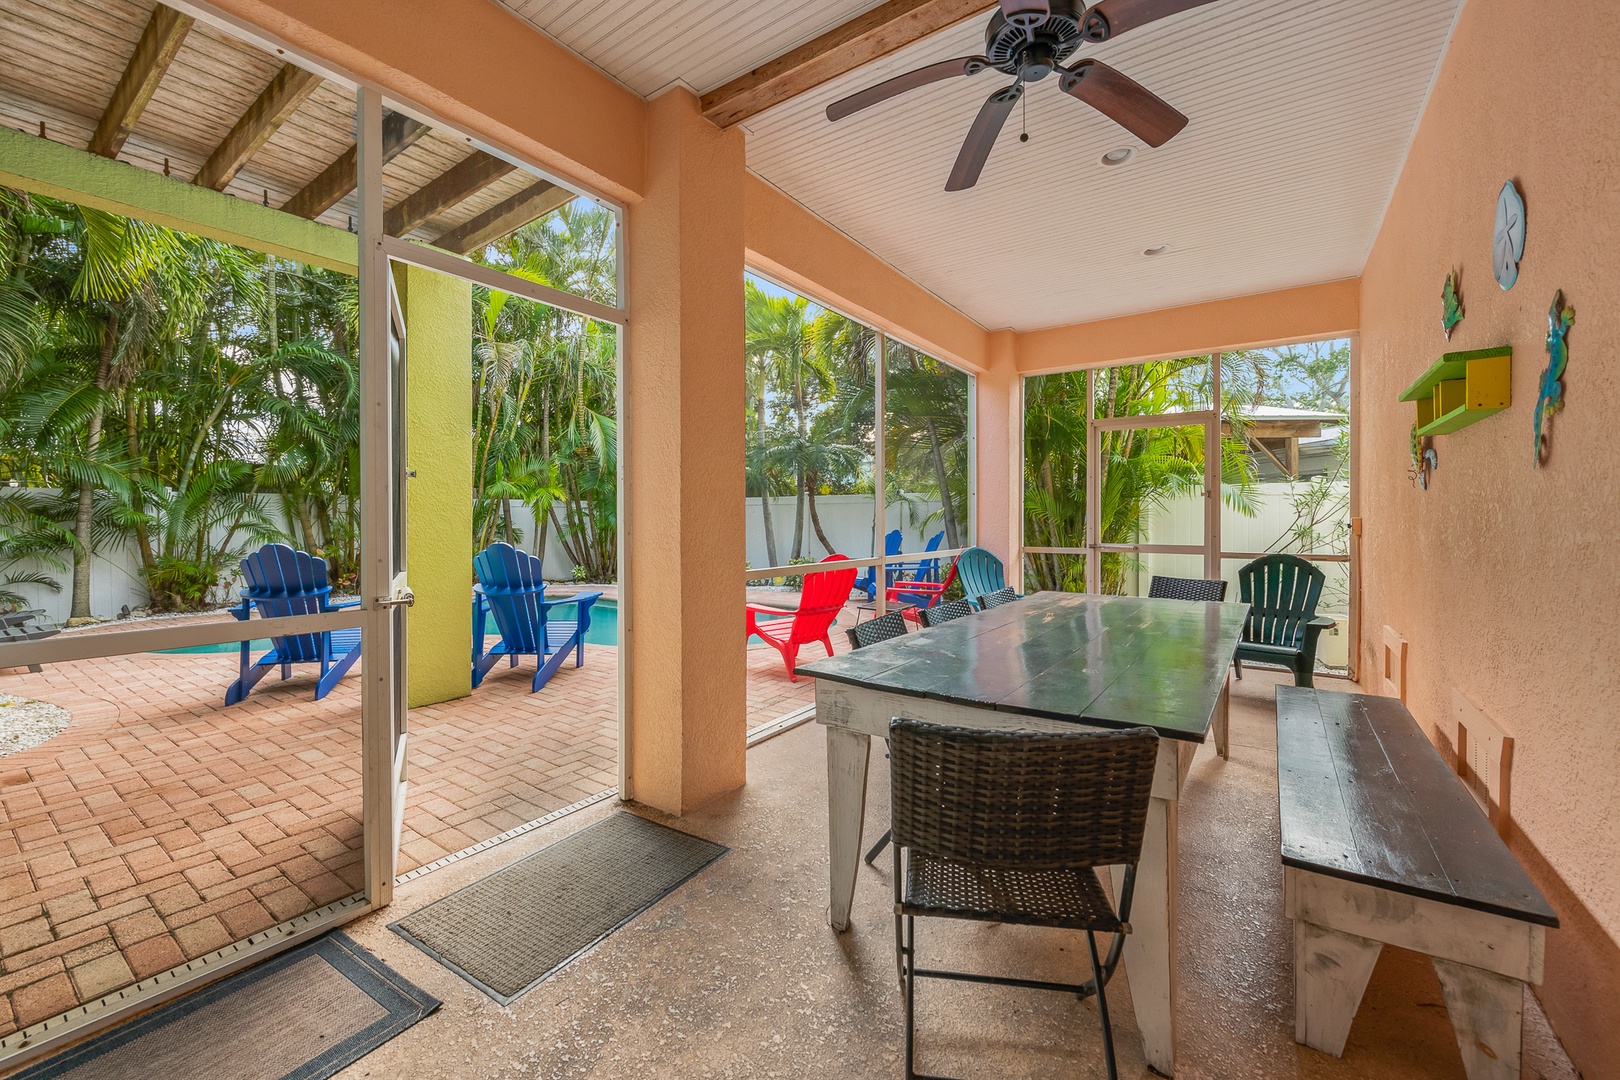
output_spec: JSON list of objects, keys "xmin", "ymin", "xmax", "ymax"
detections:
[{"xmin": 0, "ymin": 894, "xmax": 369, "ymax": 1072}]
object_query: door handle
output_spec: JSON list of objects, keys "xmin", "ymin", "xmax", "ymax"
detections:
[{"xmin": 375, "ymin": 572, "xmax": 415, "ymax": 609}]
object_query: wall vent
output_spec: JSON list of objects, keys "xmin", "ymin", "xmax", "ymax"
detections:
[
  {"xmin": 1454, "ymin": 689, "xmax": 1514, "ymax": 837},
  {"xmin": 1381, "ymin": 625, "xmax": 1407, "ymax": 701}
]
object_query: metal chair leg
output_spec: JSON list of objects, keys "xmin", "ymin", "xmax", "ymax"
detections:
[
  {"xmin": 1088, "ymin": 930, "xmax": 1118, "ymax": 1080},
  {"xmin": 865, "ymin": 828, "xmax": 892, "ymax": 865},
  {"xmin": 903, "ymin": 914, "xmax": 918, "ymax": 1080}
]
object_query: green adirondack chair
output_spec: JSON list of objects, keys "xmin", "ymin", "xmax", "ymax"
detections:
[
  {"xmin": 1234, "ymin": 554, "xmax": 1336, "ymax": 688},
  {"xmin": 955, "ymin": 547, "xmax": 1020, "ymax": 608}
]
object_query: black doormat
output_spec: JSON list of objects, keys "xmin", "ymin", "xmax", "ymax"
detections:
[
  {"xmin": 17, "ymin": 933, "xmax": 438, "ymax": 1080},
  {"xmin": 389, "ymin": 812, "xmax": 727, "ymax": 1005}
]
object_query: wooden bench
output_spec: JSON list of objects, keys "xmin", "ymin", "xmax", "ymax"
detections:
[{"xmin": 1276, "ymin": 687, "xmax": 1557, "ymax": 1080}]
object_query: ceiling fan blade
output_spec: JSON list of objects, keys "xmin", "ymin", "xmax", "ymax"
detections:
[
  {"xmin": 999, "ymin": 0, "xmax": 1050, "ymax": 29},
  {"xmin": 946, "ymin": 83, "xmax": 1022, "ymax": 192},
  {"xmin": 826, "ymin": 56, "xmax": 992, "ymax": 122},
  {"xmin": 1058, "ymin": 59, "xmax": 1188, "ymax": 147},
  {"xmin": 1082, "ymin": 0, "xmax": 1222, "ymax": 41}
]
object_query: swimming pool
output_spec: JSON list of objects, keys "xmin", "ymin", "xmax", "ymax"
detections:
[
  {"xmin": 159, "ymin": 598, "xmax": 623, "ymax": 654},
  {"xmin": 158, "ymin": 596, "xmax": 788, "ymax": 654}
]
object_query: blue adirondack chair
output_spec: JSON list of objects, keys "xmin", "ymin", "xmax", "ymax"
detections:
[
  {"xmin": 891, "ymin": 530, "xmax": 946, "ymax": 585},
  {"xmin": 225, "ymin": 543, "xmax": 361, "ymax": 705},
  {"xmin": 956, "ymin": 546, "xmax": 1021, "ymax": 607},
  {"xmin": 853, "ymin": 529, "xmax": 904, "ymax": 601},
  {"xmin": 472, "ymin": 542, "xmax": 603, "ymax": 693}
]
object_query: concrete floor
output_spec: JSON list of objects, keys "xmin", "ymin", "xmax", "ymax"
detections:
[{"xmin": 331, "ymin": 667, "xmax": 1577, "ymax": 1079}]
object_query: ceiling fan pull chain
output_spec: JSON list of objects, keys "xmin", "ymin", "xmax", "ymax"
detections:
[{"xmin": 1020, "ymin": 89, "xmax": 1030, "ymax": 143}]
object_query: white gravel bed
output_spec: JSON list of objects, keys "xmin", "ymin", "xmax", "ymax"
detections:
[{"xmin": 0, "ymin": 692, "xmax": 70, "ymax": 758}]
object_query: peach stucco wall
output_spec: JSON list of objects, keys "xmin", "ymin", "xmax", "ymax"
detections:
[
  {"xmin": 744, "ymin": 174, "xmax": 989, "ymax": 373},
  {"xmin": 1358, "ymin": 0, "xmax": 1620, "ymax": 1073},
  {"xmin": 1016, "ymin": 279, "xmax": 1360, "ymax": 373},
  {"xmin": 625, "ymin": 90, "xmax": 749, "ymax": 815}
]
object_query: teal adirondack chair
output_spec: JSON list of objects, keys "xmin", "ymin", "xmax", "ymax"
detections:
[
  {"xmin": 225, "ymin": 543, "xmax": 361, "ymax": 705},
  {"xmin": 956, "ymin": 547, "xmax": 1020, "ymax": 608},
  {"xmin": 472, "ymin": 542, "xmax": 602, "ymax": 693},
  {"xmin": 1233, "ymin": 554, "xmax": 1335, "ymax": 688}
]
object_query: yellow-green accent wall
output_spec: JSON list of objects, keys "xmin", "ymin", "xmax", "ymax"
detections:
[{"xmin": 393, "ymin": 264, "xmax": 473, "ymax": 707}]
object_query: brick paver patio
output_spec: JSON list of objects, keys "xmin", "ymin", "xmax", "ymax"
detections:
[{"xmin": 0, "ymin": 597, "xmax": 865, "ymax": 1035}]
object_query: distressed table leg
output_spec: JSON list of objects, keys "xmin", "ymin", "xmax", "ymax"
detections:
[
  {"xmin": 1214, "ymin": 673, "xmax": 1232, "ymax": 759},
  {"xmin": 825, "ymin": 725, "xmax": 871, "ymax": 933},
  {"xmin": 1294, "ymin": 921, "xmax": 1383, "ymax": 1056},
  {"xmin": 1431, "ymin": 958, "xmax": 1523, "ymax": 1080},
  {"xmin": 1115, "ymin": 794, "xmax": 1177, "ymax": 1075}
]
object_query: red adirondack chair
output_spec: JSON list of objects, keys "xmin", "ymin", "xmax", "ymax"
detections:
[
  {"xmin": 746, "ymin": 553, "xmax": 858, "ymax": 681},
  {"xmin": 888, "ymin": 558, "xmax": 960, "ymax": 623}
]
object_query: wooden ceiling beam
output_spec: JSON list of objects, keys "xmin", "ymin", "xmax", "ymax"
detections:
[
  {"xmin": 699, "ymin": 0, "xmax": 994, "ymax": 128},
  {"xmin": 281, "ymin": 111, "xmax": 427, "ymax": 220},
  {"xmin": 88, "ymin": 4, "xmax": 194, "ymax": 158},
  {"xmin": 193, "ymin": 64, "xmax": 322, "ymax": 191},
  {"xmin": 384, "ymin": 152, "xmax": 516, "ymax": 237},
  {"xmin": 434, "ymin": 180, "xmax": 573, "ymax": 255}
]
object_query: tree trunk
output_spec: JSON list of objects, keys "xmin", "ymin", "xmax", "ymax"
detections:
[
  {"xmin": 755, "ymin": 382, "xmax": 779, "ymax": 569},
  {"xmin": 125, "ymin": 394, "xmax": 155, "ymax": 572},
  {"xmin": 806, "ymin": 477, "xmax": 835, "ymax": 556},
  {"xmin": 70, "ymin": 312, "xmax": 118, "ymax": 621},
  {"xmin": 790, "ymin": 374, "xmax": 806, "ymax": 560},
  {"xmin": 922, "ymin": 417, "xmax": 958, "ymax": 547},
  {"xmin": 502, "ymin": 495, "xmax": 515, "ymax": 545}
]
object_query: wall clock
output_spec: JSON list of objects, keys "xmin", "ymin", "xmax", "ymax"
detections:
[{"xmin": 1493, "ymin": 180, "xmax": 1525, "ymax": 290}]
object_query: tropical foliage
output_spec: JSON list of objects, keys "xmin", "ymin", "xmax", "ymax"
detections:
[
  {"xmin": 1023, "ymin": 343, "xmax": 1351, "ymax": 595},
  {"xmin": 0, "ymin": 189, "xmax": 620, "ymax": 616},
  {"xmin": 743, "ymin": 277, "xmax": 971, "ymax": 568},
  {"xmin": 471, "ymin": 201, "xmax": 618, "ymax": 582}
]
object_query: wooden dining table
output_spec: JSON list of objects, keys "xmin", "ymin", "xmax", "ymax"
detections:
[{"xmin": 800, "ymin": 591, "xmax": 1249, "ymax": 1077}]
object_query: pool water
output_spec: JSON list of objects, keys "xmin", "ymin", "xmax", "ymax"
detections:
[{"xmin": 157, "ymin": 597, "xmax": 790, "ymax": 654}]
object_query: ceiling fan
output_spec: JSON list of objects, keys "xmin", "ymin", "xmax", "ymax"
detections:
[{"xmin": 826, "ymin": 0, "xmax": 1220, "ymax": 191}]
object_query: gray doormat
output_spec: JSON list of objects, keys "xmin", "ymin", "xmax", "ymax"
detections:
[
  {"xmin": 17, "ymin": 933, "xmax": 438, "ymax": 1080},
  {"xmin": 390, "ymin": 812, "xmax": 727, "ymax": 1005}
]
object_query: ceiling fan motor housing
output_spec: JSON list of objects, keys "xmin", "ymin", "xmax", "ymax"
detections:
[{"xmin": 985, "ymin": 0, "xmax": 1099, "ymax": 79}]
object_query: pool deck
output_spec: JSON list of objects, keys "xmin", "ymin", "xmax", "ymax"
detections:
[{"xmin": 0, "ymin": 595, "xmax": 857, "ymax": 1036}]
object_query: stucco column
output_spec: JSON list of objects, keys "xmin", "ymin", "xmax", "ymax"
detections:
[
  {"xmin": 624, "ymin": 89, "xmax": 748, "ymax": 815},
  {"xmin": 974, "ymin": 329, "xmax": 1020, "ymax": 571},
  {"xmin": 394, "ymin": 263, "xmax": 474, "ymax": 708}
]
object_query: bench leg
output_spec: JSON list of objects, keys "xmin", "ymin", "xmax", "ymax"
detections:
[
  {"xmin": 1431, "ymin": 958, "xmax": 1523, "ymax": 1080},
  {"xmin": 1294, "ymin": 920, "xmax": 1382, "ymax": 1056}
]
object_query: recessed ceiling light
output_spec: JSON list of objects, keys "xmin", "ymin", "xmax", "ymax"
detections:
[
  {"xmin": 1142, "ymin": 245, "xmax": 1171, "ymax": 257},
  {"xmin": 1101, "ymin": 148, "xmax": 1134, "ymax": 166}
]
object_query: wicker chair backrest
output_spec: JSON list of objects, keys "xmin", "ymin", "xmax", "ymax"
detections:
[
  {"xmin": 889, "ymin": 720, "xmax": 1158, "ymax": 870},
  {"xmin": 846, "ymin": 611, "xmax": 909, "ymax": 650},
  {"xmin": 975, "ymin": 587, "xmax": 1019, "ymax": 609},
  {"xmin": 918, "ymin": 598, "xmax": 977, "ymax": 628},
  {"xmin": 1147, "ymin": 575, "xmax": 1228, "ymax": 602}
]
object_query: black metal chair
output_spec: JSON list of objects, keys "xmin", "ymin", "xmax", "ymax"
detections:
[
  {"xmin": 888, "ymin": 720, "xmax": 1159, "ymax": 1080},
  {"xmin": 1146, "ymin": 575, "xmax": 1228, "ymax": 602},
  {"xmin": 917, "ymin": 598, "xmax": 975, "ymax": 628},
  {"xmin": 973, "ymin": 586, "xmax": 1019, "ymax": 609},
  {"xmin": 845, "ymin": 610, "xmax": 908, "ymax": 651},
  {"xmin": 845, "ymin": 610, "xmax": 910, "ymax": 867}
]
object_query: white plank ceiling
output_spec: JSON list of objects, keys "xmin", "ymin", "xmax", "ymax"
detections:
[
  {"xmin": 495, "ymin": 0, "xmax": 893, "ymax": 97},
  {"xmin": 501, "ymin": 0, "xmax": 1463, "ymax": 332}
]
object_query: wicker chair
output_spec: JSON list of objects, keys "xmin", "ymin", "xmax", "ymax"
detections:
[
  {"xmin": 845, "ymin": 610, "xmax": 908, "ymax": 651},
  {"xmin": 974, "ymin": 587, "xmax": 1019, "ymax": 609},
  {"xmin": 1147, "ymin": 575, "xmax": 1228, "ymax": 602},
  {"xmin": 888, "ymin": 720, "xmax": 1159, "ymax": 1080},
  {"xmin": 844, "ymin": 610, "xmax": 911, "ymax": 867},
  {"xmin": 917, "ymin": 598, "xmax": 976, "ymax": 628}
]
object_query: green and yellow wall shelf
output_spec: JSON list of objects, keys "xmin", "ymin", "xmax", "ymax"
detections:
[{"xmin": 1400, "ymin": 344, "xmax": 1512, "ymax": 439}]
